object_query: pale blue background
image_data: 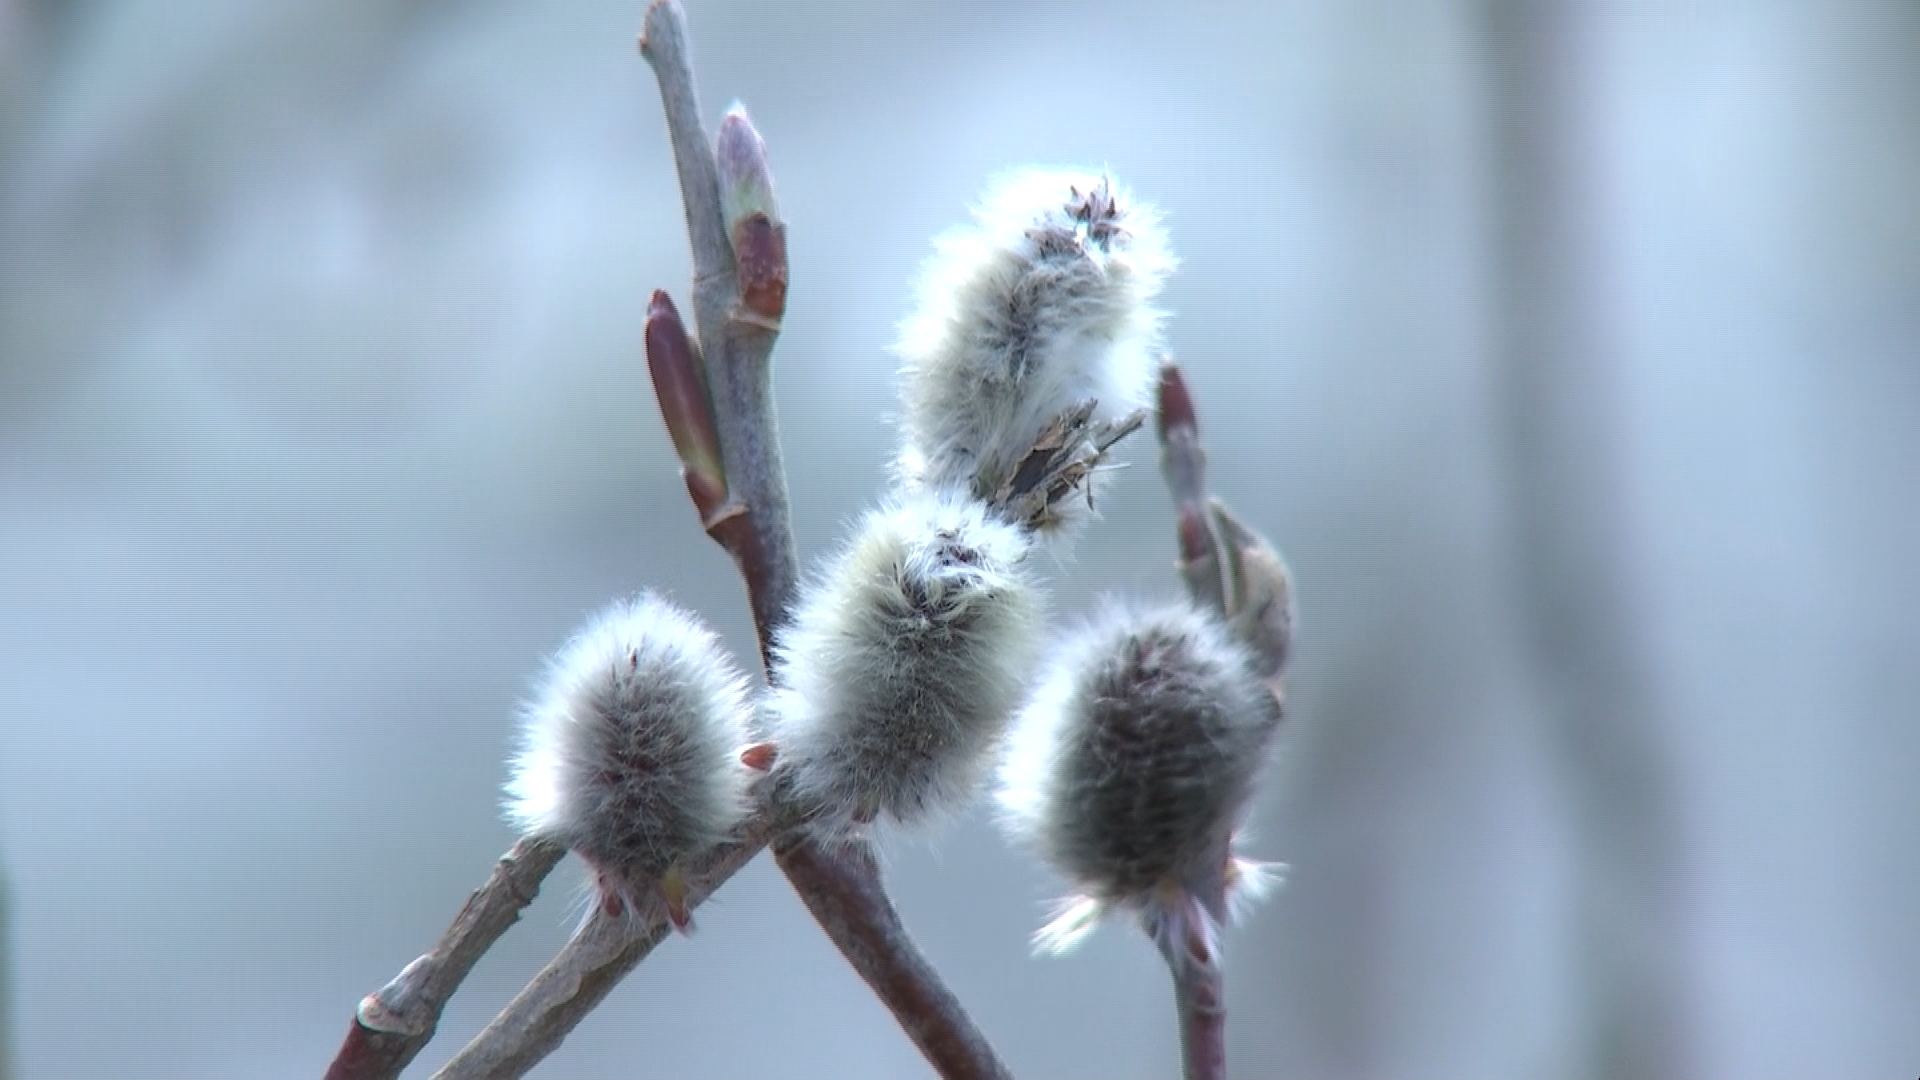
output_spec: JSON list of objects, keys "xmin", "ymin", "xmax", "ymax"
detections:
[{"xmin": 1, "ymin": 2, "xmax": 1916, "ymax": 1077}]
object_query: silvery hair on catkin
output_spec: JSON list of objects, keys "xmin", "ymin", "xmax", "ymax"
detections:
[
  {"xmin": 998, "ymin": 598, "xmax": 1282, "ymax": 953},
  {"xmin": 766, "ymin": 488, "xmax": 1043, "ymax": 837},
  {"xmin": 505, "ymin": 592, "xmax": 756, "ymax": 923},
  {"xmin": 893, "ymin": 167, "xmax": 1173, "ymax": 538}
]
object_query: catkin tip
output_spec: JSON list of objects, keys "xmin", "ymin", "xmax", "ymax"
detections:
[{"xmin": 892, "ymin": 167, "xmax": 1174, "ymax": 543}]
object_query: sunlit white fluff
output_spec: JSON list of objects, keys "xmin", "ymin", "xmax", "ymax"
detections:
[
  {"xmin": 505, "ymin": 592, "xmax": 755, "ymax": 928},
  {"xmin": 766, "ymin": 488, "xmax": 1042, "ymax": 837},
  {"xmin": 893, "ymin": 168, "xmax": 1173, "ymax": 538}
]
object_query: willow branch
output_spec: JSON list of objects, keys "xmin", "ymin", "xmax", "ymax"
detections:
[
  {"xmin": 643, "ymin": 4, "xmax": 1012, "ymax": 1078},
  {"xmin": 773, "ymin": 836, "xmax": 1014, "ymax": 1080},
  {"xmin": 425, "ymin": 6, "xmax": 802, "ymax": 1076},
  {"xmin": 641, "ymin": 0, "xmax": 795, "ymax": 664},
  {"xmin": 1149, "ymin": 362, "xmax": 1305, "ymax": 1080},
  {"xmin": 322, "ymin": 839, "xmax": 567, "ymax": 1080},
  {"xmin": 413, "ymin": 4, "xmax": 1015, "ymax": 1076},
  {"xmin": 1152, "ymin": 913, "xmax": 1227, "ymax": 1080},
  {"xmin": 429, "ymin": 819, "xmax": 774, "ymax": 1080},
  {"xmin": 1156, "ymin": 361, "xmax": 1293, "ymax": 683},
  {"xmin": 1152, "ymin": 364, "xmax": 1234, "ymax": 1080}
]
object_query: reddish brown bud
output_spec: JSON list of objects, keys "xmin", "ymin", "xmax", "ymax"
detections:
[
  {"xmin": 731, "ymin": 212, "xmax": 788, "ymax": 327},
  {"xmin": 740, "ymin": 741, "xmax": 778, "ymax": 772},
  {"xmin": 1176, "ymin": 506, "xmax": 1216, "ymax": 569},
  {"xmin": 644, "ymin": 289, "xmax": 728, "ymax": 518},
  {"xmin": 1155, "ymin": 360, "xmax": 1199, "ymax": 444},
  {"xmin": 716, "ymin": 106, "xmax": 788, "ymax": 327}
]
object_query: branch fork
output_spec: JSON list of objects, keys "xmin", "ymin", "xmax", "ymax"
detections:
[
  {"xmin": 327, "ymin": 8, "xmax": 1287, "ymax": 1080},
  {"xmin": 329, "ymin": 4, "xmax": 1015, "ymax": 1079}
]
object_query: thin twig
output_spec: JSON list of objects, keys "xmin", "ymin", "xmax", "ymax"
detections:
[
  {"xmin": 1152, "ymin": 915, "xmax": 1227, "ymax": 1080},
  {"xmin": 1156, "ymin": 361, "xmax": 1293, "ymax": 682},
  {"xmin": 322, "ymin": 839, "xmax": 567, "ymax": 1080},
  {"xmin": 423, "ymin": 5, "xmax": 806, "ymax": 1074},
  {"xmin": 641, "ymin": 0, "xmax": 796, "ymax": 665},
  {"xmin": 359, "ymin": 4, "xmax": 1018, "ymax": 1075},
  {"xmin": 1144, "ymin": 363, "xmax": 1236, "ymax": 1076},
  {"xmin": 772, "ymin": 836, "xmax": 1015, "ymax": 1080},
  {"xmin": 429, "ymin": 822, "xmax": 773, "ymax": 1080},
  {"xmin": 1148, "ymin": 363, "xmax": 1305, "ymax": 1080},
  {"xmin": 1152, "ymin": 365, "xmax": 1234, "ymax": 1080},
  {"xmin": 643, "ymin": 5, "xmax": 1014, "ymax": 1078},
  {"xmin": 1156, "ymin": 362, "xmax": 1235, "ymax": 615}
]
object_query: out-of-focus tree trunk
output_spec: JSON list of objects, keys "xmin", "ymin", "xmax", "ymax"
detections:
[
  {"xmin": 1, "ymin": 0, "xmax": 79, "ymax": 158},
  {"xmin": 1481, "ymin": 6, "xmax": 1692, "ymax": 1080}
]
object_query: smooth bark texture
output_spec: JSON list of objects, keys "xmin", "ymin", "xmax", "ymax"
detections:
[
  {"xmin": 323, "ymin": 840, "xmax": 567, "ymax": 1080},
  {"xmin": 773, "ymin": 836, "xmax": 1015, "ymax": 1080},
  {"xmin": 429, "ymin": 827, "xmax": 770, "ymax": 1080},
  {"xmin": 1155, "ymin": 918, "xmax": 1227, "ymax": 1080},
  {"xmin": 640, "ymin": 0, "xmax": 796, "ymax": 666}
]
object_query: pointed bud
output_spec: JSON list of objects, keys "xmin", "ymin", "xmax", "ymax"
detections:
[
  {"xmin": 1155, "ymin": 361, "xmax": 1223, "ymax": 600},
  {"xmin": 1154, "ymin": 358, "xmax": 1200, "ymax": 447},
  {"xmin": 893, "ymin": 168, "xmax": 1174, "ymax": 541},
  {"xmin": 716, "ymin": 104, "xmax": 787, "ymax": 327},
  {"xmin": 1156, "ymin": 362, "xmax": 1295, "ymax": 679},
  {"xmin": 997, "ymin": 600, "xmax": 1282, "ymax": 957},
  {"xmin": 504, "ymin": 593, "xmax": 755, "ymax": 930},
  {"xmin": 767, "ymin": 489, "xmax": 1042, "ymax": 836},
  {"xmin": 1170, "ymin": 498, "xmax": 1295, "ymax": 682},
  {"xmin": 740, "ymin": 741, "xmax": 778, "ymax": 772},
  {"xmin": 1201, "ymin": 499, "xmax": 1295, "ymax": 680},
  {"xmin": 645, "ymin": 290, "xmax": 728, "ymax": 521}
]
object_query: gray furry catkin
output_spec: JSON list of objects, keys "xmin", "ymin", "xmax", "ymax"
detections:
[
  {"xmin": 766, "ymin": 488, "xmax": 1042, "ymax": 837},
  {"xmin": 893, "ymin": 168, "xmax": 1172, "ymax": 537},
  {"xmin": 997, "ymin": 599, "xmax": 1282, "ymax": 955},
  {"xmin": 504, "ymin": 593, "xmax": 755, "ymax": 930}
]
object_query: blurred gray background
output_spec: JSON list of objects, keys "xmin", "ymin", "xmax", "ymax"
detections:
[{"xmin": 2, "ymin": 1, "xmax": 1917, "ymax": 1077}]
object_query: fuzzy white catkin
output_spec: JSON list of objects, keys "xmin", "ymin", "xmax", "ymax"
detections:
[
  {"xmin": 997, "ymin": 599, "xmax": 1282, "ymax": 952},
  {"xmin": 504, "ymin": 593, "xmax": 755, "ymax": 918},
  {"xmin": 893, "ymin": 168, "xmax": 1173, "ymax": 533},
  {"xmin": 766, "ymin": 488, "xmax": 1042, "ymax": 835}
]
